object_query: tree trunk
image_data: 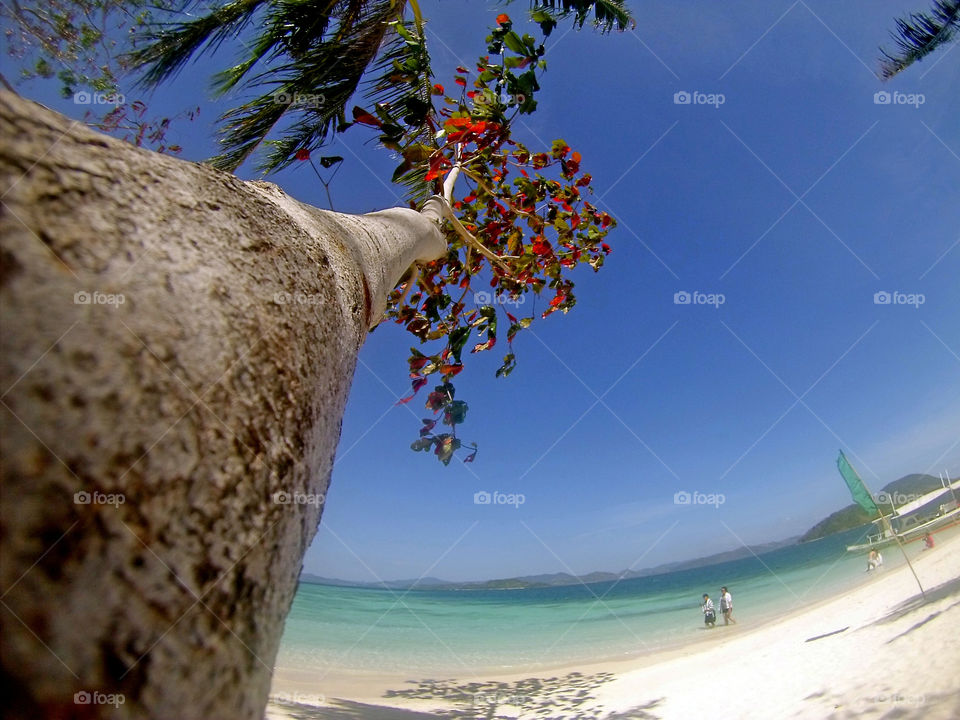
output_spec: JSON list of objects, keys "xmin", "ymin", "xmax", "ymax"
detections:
[{"xmin": 0, "ymin": 90, "xmax": 444, "ymax": 719}]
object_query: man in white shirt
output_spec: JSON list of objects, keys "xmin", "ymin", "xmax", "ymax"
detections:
[{"xmin": 720, "ymin": 586, "xmax": 736, "ymax": 625}]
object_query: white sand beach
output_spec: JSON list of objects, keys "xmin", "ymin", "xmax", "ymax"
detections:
[{"xmin": 267, "ymin": 528, "xmax": 960, "ymax": 719}]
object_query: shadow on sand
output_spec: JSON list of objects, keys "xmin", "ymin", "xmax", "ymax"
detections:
[
  {"xmin": 268, "ymin": 671, "xmax": 664, "ymax": 719},
  {"xmin": 853, "ymin": 574, "xmax": 960, "ymax": 645}
]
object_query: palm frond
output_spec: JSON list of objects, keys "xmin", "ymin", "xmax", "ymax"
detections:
[
  {"xmin": 207, "ymin": 0, "xmax": 399, "ymax": 172},
  {"xmin": 524, "ymin": 1, "xmax": 633, "ymax": 32},
  {"xmin": 879, "ymin": 0, "xmax": 959, "ymax": 79},
  {"xmin": 129, "ymin": 0, "xmax": 272, "ymax": 86}
]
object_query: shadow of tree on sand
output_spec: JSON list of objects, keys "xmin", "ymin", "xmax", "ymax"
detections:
[
  {"xmin": 382, "ymin": 671, "xmax": 663, "ymax": 719},
  {"xmin": 266, "ymin": 671, "xmax": 664, "ymax": 719},
  {"xmin": 268, "ymin": 697, "xmax": 438, "ymax": 719}
]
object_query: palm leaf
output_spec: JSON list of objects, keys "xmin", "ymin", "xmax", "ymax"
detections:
[
  {"xmin": 129, "ymin": 0, "xmax": 273, "ymax": 86},
  {"xmin": 523, "ymin": 1, "xmax": 633, "ymax": 32},
  {"xmin": 211, "ymin": 1, "xmax": 398, "ymax": 171},
  {"xmin": 879, "ymin": 0, "xmax": 959, "ymax": 79}
]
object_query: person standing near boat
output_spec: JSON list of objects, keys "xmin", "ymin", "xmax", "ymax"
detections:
[
  {"xmin": 923, "ymin": 532, "xmax": 935, "ymax": 550},
  {"xmin": 701, "ymin": 593, "xmax": 716, "ymax": 628},
  {"xmin": 720, "ymin": 587, "xmax": 736, "ymax": 625}
]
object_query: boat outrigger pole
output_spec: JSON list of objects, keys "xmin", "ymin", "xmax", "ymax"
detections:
[{"xmin": 836, "ymin": 450, "xmax": 925, "ymax": 598}]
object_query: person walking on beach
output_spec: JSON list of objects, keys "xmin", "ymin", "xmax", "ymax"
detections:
[
  {"xmin": 923, "ymin": 532, "xmax": 935, "ymax": 550},
  {"xmin": 867, "ymin": 549, "xmax": 880, "ymax": 571},
  {"xmin": 701, "ymin": 593, "xmax": 716, "ymax": 628},
  {"xmin": 720, "ymin": 587, "xmax": 736, "ymax": 625}
]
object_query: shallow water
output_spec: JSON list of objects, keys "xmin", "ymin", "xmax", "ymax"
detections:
[{"xmin": 276, "ymin": 525, "xmax": 905, "ymax": 674}]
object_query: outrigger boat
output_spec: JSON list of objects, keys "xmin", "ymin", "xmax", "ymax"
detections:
[
  {"xmin": 835, "ymin": 451, "xmax": 954, "ymax": 597},
  {"xmin": 842, "ymin": 467, "xmax": 960, "ymax": 553}
]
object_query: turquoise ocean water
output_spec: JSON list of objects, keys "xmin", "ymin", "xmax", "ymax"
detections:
[{"xmin": 275, "ymin": 525, "xmax": 908, "ymax": 675}]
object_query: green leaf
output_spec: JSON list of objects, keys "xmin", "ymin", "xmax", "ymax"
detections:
[
  {"xmin": 496, "ymin": 353, "xmax": 517, "ymax": 378},
  {"xmin": 443, "ymin": 400, "xmax": 468, "ymax": 426},
  {"xmin": 448, "ymin": 327, "xmax": 472, "ymax": 364},
  {"xmin": 410, "ymin": 437, "xmax": 433, "ymax": 452}
]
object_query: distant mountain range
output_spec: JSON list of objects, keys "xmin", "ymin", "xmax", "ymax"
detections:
[
  {"xmin": 300, "ymin": 537, "xmax": 799, "ymax": 591},
  {"xmin": 301, "ymin": 472, "xmax": 956, "ymax": 591},
  {"xmin": 799, "ymin": 473, "xmax": 955, "ymax": 543}
]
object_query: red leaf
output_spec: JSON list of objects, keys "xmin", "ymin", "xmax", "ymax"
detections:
[
  {"xmin": 432, "ymin": 84, "xmax": 444, "ymax": 95},
  {"xmin": 352, "ymin": 106, "xmax": 382, "ymax": 127},
  {"xmin": 456, "ymin": 66, "xmax": 469, "ymax": 74},
  {"xmin": 464, "ymin": 450, "xmax": 477, "ymax": 463},
  {"xmin": 602, "ymin": 243, "xmax": 612, "ymax": 254},
  {"xmin": 471, "ymin": 336, "xmax": 496, "ymax": 353},
  {"xmin": 295, "ymin": 149, "xmax": 311, "ymax": 161},
  {"xmin": 455, "ymin": 77, "xmax": 467, "ymax": 87},
  {"xmin": 496, "ymin": 13, "xmax": 510, "ymax": 25},
  {"xmin": 410, "ymin": 357, "xmax": 429, "ymax": 371},
  {"xmin": 412, "ymin": 376, "xmax": 429, "ymax": 393},
  {"xmin": 506, "ymin": 312, "xmax": 518, "ymax": 323},
  {"xmin": 532, "ymin": 238, "xmax": 552, "ymax": 256}
]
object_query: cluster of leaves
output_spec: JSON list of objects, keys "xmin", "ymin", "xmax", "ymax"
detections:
[
  {"xmin": 1, "ymin": 0, "xmax": 194, "ymax": 152},
  {"xmin": 358, "ymin": 14, "xmax": 615, "ymax": 464}
]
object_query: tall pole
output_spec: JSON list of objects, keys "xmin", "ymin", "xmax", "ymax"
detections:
[
  {"xmin": 944, "ymin": 470, "xmax": 958, "ymax": 507},
  {"xmin": 878, "ymin": 507, "xmax": 925, "ymax": 598}
]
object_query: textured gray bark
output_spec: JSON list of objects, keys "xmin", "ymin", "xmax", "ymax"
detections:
[{"xmin": 0, "ymin": 91, "xmax": 443, "ymax": 719}]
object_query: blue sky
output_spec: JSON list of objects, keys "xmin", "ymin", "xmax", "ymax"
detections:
[{"xmin": 15, "ymin": 1, "xmax": 959, "ymax": 582}]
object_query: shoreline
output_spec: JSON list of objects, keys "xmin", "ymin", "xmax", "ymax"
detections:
[{"xmin": 267, "ymin": 526, "xmax": 960, "ymax": 718}]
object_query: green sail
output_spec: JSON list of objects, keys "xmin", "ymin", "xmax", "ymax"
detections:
[{"xmin": 837, "ymin": 450, "xmax": 879, "ymax": 515}]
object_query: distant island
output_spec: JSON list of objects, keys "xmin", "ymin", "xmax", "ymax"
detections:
[
  {"xmin": 798, "ymin": 473, "xmax": 954, "ymax": 542},
  {"xmin": 301, "ymin": 472, "xmax": 956, "ymax": 591},
  {"xmin": 300, "ymin": 537, "xmax": 799, "ymax": 591}
]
